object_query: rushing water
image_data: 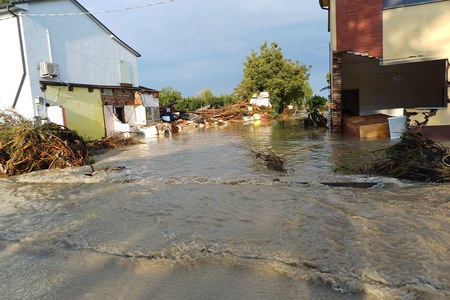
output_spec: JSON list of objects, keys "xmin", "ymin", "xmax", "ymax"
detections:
[{"xmin": 0, "ymin": 121, "xmax": 449, "ymax": 300}]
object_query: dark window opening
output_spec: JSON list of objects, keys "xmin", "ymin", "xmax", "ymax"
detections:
[{"xmin": 114, "ymin": 106, "xmax": 125, "ymax": 123}]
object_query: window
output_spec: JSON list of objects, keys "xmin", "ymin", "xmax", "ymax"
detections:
[
  {"xmin": 101, "ymin": 89, "xmax": 114, "ymax": 96},
  {"xmin": 384, "ymin": 0, "xmax": 447, "ymax": 9},
  {"xmin": 119, "ymin": 60, "xmax": 134, "ymax": 86},
  {"xmin": 114, "ymin": 106, "xmax": 125, "ymax": 123}
]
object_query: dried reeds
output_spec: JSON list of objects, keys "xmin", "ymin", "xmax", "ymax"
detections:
[
  {"xmin": 362, "ymin": 129, "xmax": 450, "ymax": 182},
  {"xmin": 252, "ymin": 148, "xmax": 287, "ymax": 173},
  {"xmin": 0, "ymin": 110, "xmax": 92, "ymax": 176},
  {"xmin": 86, "ymin": 135, "xmax": 142, "ymax": 152}
]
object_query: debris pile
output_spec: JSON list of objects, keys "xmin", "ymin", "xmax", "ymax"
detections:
[
  {"xmin": 174, "ymin": 113, "xmax": 206, "ymax": 131},
  {"xmin": 195, "ymin": 101, "xmax": 272, "ymax": 123},
  {"xmin": 86, "ymin": 135, "xmax": 143, "ymax": 152},
  {"xmin": 0, "ymin": 110, "xmax": 92, "ymax": 176},
  {"xmin": 252, "ymin": 148, "xmax": 287, "ymax": 173},
  {"xmin": 278, "ymin": 106, "xmax": 298, "ymax": 120},
  {"xmin": 362, "ymin": 129, "xmax": 450, "ymax": 182}
]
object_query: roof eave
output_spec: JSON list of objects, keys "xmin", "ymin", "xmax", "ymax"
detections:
[
  {"xmin": 319, "ymin": 0, "xmax": 330, "ymax": 9},
  {"xmin": 70, "ymin": 0, "xmax": 141, "ymax": 57}
]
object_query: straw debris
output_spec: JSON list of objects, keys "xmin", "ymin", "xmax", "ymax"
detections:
[
  {"xmin": 361, "ymin": 129, "xmax": 450, "ymax": 182},
  {"xmin": 0, "ymin": 110, "xmax": 92, "ymax": 176},
  {"xmin": 86, "ymin": 135, "xmax": 143, "ymax": 152},
  {"xmin": 252, "ymin": 148, "xmax": 287, "ymax": 173}
]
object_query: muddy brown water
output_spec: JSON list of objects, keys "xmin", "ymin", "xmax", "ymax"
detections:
[{"xmin": 0, "ymin": 121, "xmax": 449, "ymax": 299}]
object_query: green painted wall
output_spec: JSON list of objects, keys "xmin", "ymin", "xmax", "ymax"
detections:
[{"xmin": 45, "ymin": 86, "xmax": 106, "ymax": 140}]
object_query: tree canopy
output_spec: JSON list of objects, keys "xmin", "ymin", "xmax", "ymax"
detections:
[
  {"xmin": 234, "ymin": 42, "xmax": 312, "ymax": 113},
  {"xmin": 157, "ymin": 87, "xmax": 183, "ymax": 107}
]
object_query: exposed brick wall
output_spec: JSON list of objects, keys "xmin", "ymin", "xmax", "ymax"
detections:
[
  {"xmin": 336, "ymin": 0, "xmax": 383, "ymax": 58},
  {"xmin": 332, "ymin": 53, "xmax": 343, "ymax": 133}
]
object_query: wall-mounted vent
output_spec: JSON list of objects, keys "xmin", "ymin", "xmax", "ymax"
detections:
[{"xmin": 39, "ymin": 62, "xmax": 59, "ymax": 78}]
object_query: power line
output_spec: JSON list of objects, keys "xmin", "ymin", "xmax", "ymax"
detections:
[{"xmin": 21, "ymin": 0, "xmax": 175, "ymax": 17}]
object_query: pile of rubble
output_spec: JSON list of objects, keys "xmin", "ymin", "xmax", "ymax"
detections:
[
  {"xmin": 138, "ymin": 101, "xmax": 274, "ymax": 137},
  {"xmin": 195, "ymin": 101, "xmax": 273, "ymax": 124},
  {"xmin": 86, "ymin": 135, "xmax": 143, "ymax": 152}
]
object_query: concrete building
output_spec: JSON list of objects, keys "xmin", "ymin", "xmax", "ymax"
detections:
[
  {"xmin": 0, "ymin": 0, "xmax": 159, "ymax": 140},
  {"xmin": 319, "ymin": 0, "xmax": 450, "ymax": 139}
]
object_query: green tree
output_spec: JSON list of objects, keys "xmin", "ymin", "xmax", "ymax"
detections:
[
  {"xmin": 235, "ymin": 41, "xmax": 312, "ymax": 113},
  {"xmin": 198, "ymin": 89, "xmax": 213, "ymax": 104},
  {"xmin": 173, "ymin": 89, "xmax": 239, "ymax": 112},
  {"xmin": 158, "ymin": 87, "xmax": 183, "ymax": 107},
  {"xmin": 305, "ymin": 95, "xmax": 328, "ymax": 127}
]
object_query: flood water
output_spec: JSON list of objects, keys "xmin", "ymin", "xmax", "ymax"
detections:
[{"xmin": 0, "ymin": 121, "xmax": 449, "ymax": 299}]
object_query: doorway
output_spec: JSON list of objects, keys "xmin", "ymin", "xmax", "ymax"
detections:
[{"xmin": 342, "ymin": 90, "xmax": 359, "ymax": 116}]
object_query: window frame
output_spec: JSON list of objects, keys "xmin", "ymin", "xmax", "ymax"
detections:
[{"xmin": 384, "ymin": 0, "xmax": 448, "ymax": 9}]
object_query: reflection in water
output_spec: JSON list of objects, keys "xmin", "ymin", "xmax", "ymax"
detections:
[{"xmin": 0, "ymin": 121, "xmax": 449, "ymax": 299}]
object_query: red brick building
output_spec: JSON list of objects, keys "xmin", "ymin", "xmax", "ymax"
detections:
[{"xmin": 319, "ymin": 0, "xmax": 450, "ymax": 139}]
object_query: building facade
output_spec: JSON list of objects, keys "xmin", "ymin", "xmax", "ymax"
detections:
[
  {"xmin": 319, "ymin": 0, "xmax": 450, "ymax": 138},
  {"xmin": 0, "ymin": 0, "xmax": 158, "ymax": 140}
]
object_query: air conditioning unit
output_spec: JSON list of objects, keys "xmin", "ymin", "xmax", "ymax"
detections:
[{"xmin": 39, "ymin": 62, "xmax": 59, "ymax": 78}]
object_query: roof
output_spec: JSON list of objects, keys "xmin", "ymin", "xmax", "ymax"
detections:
[
  {"xmin": 0, "ymin": 0, "xmax": 141, "ymax": 57},
  {"xmin": 40, "ymin": 80, "xmax": 158, "ymax": 92},
  {"xmin": 319, "ymin": 0, "xmax": 330, "ymax": 9}
]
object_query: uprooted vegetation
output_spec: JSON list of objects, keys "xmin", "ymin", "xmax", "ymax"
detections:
[
  {"xmin": 251, "ymin": 148, "xmax": 288, "ymax": 173},
  {"xmin": 357, "ymin": 129, "xmax": 450, "ymax": 182},
  {"xmin": 0, "ymin": 110, "xmax": 93, "ymax": 176},
  {"xmin": 0, "ymin": 110, "xmax": 144, "ymax": 177},
  {"xmin": 86, "ymin": 135, "xmax": 143, "ymax": 152}
]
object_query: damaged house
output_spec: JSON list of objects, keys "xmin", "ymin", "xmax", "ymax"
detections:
[
  {"xmin": 319, "ymin": 0, "xmax": 450, "ymax": 139},
  {"xmin": 0, "ymin": 0, "xmax": 159, "ymax": 140}
]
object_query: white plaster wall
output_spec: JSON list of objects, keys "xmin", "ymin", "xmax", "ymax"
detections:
[
  {"xmin": 134, "ymin": 105, "xmax": 148, "ymax": 125},
  {"xmin": 22, "ymin": 0, "xmax": 139, "ymax": 87},
  {"xmin": 20, "ymin": 15, "xmax": 52, "ymax": 117},
  {"xmin": 142, "ymin": 93, "xmax": 159, "ymax": 108},
  {"xmin": 104, "ymin": 105, "xmax": 117, "ymax": 137},
  {"xmin": 0, "ymin": 15, "xmax": 34, "ymax": 118},
  {"xmin": 124, "ymin": 105, "xmax": 146, "ymax": 127},
  {"xmin": 1, "ymin": 0, "xmax": 140, "ymax": 120}
]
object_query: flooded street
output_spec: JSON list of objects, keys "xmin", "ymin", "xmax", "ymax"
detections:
[{"xmin": 0, "ymin": 121, "xmax": 449, "ymax": 299}]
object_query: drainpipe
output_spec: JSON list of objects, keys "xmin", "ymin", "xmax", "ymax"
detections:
[{"xmin": 7, "ymin": 5, "xmax": 27, "ymax": 110}]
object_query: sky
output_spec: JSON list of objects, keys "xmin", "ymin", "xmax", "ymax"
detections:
[{"xmin": 79, "ymin": 0, "xmax": 330, "ymax": 98}]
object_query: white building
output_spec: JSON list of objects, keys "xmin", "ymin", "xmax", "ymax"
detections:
[{"xmin": 0, "ymin": 0, "xmax": 159, "ymax": 140}]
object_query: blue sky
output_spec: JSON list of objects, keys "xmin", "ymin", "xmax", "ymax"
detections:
[{"xmin": 79, "ymin": 0, "xmax": 330, "ymax": 98}]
